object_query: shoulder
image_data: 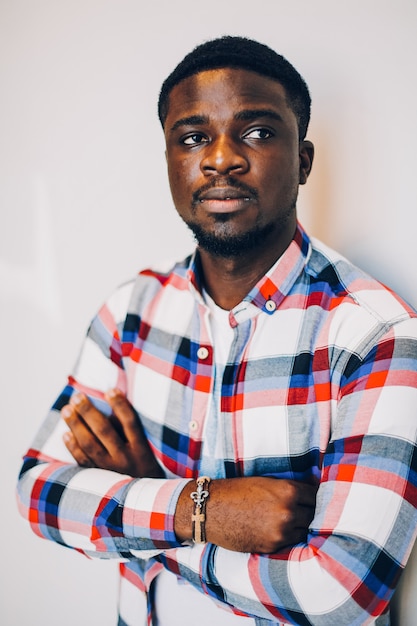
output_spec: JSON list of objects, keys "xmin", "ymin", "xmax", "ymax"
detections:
[
  {"xmin": 301, "ymin": 237, "xmax": 417, "ymax": 361},
  {"xmin": 306, "ymin": 236, "xmax": 416, "ymax": 325},
  {"xmin": 102, "ymin": 254, "xmax": 193, "ymax": 323}
]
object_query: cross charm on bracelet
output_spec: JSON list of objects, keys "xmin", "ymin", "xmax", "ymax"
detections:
[
  {"xmin": 190, "ymin": 476, "xmax": 211, "ymax": 544},
  {"xmin": 192, "ymin": 509, "xmax": 206, "ymax": 543}
]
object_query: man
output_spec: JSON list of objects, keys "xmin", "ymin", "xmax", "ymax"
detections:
[{"xmin": 17, "ymin": 36, "xmax": 417, "ymax": 625}]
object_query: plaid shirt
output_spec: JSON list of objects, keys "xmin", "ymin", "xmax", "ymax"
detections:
[{"xmin": 17, "ymin": 224, "xmax": 417, "ymax": 625}]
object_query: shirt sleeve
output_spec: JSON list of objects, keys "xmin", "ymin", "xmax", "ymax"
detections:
[
  {"xmin": 16, "ymin": 281, "xmax": 190, "ymax": 559},
  {"xmin": 159, "ymin": 317, "xmax": 417, "ymax": 624},
  {"xmin": 16, "ymin": 277, "xmax": 417, "ymax": 623}
]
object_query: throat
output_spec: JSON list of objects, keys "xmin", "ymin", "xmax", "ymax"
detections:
[{"xmin": 199, "ymin": 253, "xmax": 273, "ymax": 310}]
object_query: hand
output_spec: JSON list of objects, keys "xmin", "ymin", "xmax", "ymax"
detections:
[
  {"xmin": 61, "ymin": 389, "xmax": 165, "ymax": 478},
  {"xmin": 175, "ymin": 476, "xmax": 317, "ymax": 553}
]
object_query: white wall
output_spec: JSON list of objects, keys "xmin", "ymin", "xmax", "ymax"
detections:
[{"xmin": 1, "ymin": 1, "xmax": 416, "ymax": 624}]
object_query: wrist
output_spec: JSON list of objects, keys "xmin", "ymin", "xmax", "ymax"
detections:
[{"xmin": 174, "ymin": 480, "xmax": 195, "ymax": 542}]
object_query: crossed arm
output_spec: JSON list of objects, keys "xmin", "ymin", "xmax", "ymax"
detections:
[
  {"xmin": 61, "ymin": 389, "xmax": 317, "ymax": 554},
  {"xmin": 17, "ymin": 280, "xmax": 417, "ymax": 622},
  {"xmin": 18, "ymin": 375, "xmax": 417, "ymax": 623}
]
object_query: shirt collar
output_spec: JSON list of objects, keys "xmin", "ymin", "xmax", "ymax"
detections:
[{"xmin": 186, "ymin": 222, "xmax": 311, "ymax": 318}]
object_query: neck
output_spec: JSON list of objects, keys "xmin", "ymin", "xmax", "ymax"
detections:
[{"xmin": 198, "ymin": 225, "xmax": 296, "ymax": 310}]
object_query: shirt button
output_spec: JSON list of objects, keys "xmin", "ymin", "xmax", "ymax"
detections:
[
  {"xmin": 197, "ymin": 346, "xmax": 209, "ymax": 360},
  {"xmin": 189, "ymin": 420, "xmax": 198, "ymax": 432},
  {"xmin": 265, "ymin": 299, "xmax": 276, "ymax": 313}
]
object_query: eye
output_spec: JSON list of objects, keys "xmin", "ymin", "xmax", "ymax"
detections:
[
  {"xmin": 182, "ymin": 133, "xmax": 208, "ymax": 146},
  {"xmin": 244, "ymin": 128, "xmax": 274, "ymax": 140}
]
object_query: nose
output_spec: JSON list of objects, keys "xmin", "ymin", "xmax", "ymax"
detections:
[{"xmin": 200, "ymin": 135, "xmax": 249, "ymax": 176}]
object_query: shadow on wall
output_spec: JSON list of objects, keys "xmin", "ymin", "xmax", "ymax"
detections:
[
  {"xmin": 391, "ymin": 541, "xmax": 417, "ymax": 626},
  {"xmin": 305, "ymin": 129, "xmax": 417, "ymax": 626},
  {"xmin": 300, "ymin": 124, "xmax": 335, "ymax": 247},
  {"xmin": 302, "ymin": 125, "xmax": 416, "ymax": 311}
]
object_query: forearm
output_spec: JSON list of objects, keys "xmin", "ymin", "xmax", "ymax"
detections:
[
  {"xmin": 167, "ymin": 446, "xmax": 417, "ymax": 624},
  {"xmin": 17, "ymin": 452, "xmax": 190, "ymax": 558},
  {"xmin": 175, "ymin": 477, "xmax": 316, "ymax": 553},
  {"xmin": 171, "ymin": 371, "xmax": 417, "ymax": 625},
  {"xmin": 166, "ymin": 536, "xmax": 395, "ymax": 624}
]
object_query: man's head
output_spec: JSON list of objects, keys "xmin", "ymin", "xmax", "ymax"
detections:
[
  {"xmin": 158, "ymin": 36, "xmax": 311, "ymax": 141},
  {"xmin": 161, "ymin": 37, "xmax": 314, "ymax": 262}
]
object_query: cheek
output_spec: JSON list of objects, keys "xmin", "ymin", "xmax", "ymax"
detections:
[
  {"xmin": 167, "ymin": 161, "xmax": 184, "ymax": 197},
  {"xmin": 262, "ymin": 153, "xmax": 299, "ymax": 187},
  {"xmin": 168, "ymin": 158, "xmax": 199, "ymax": 200}
]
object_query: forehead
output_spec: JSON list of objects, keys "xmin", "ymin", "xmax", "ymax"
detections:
[{"xmin": 165, "ymin": 68, "xmax": 294, "ymax": 126}]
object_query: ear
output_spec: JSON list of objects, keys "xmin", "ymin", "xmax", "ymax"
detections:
[{"xmin": 299, "ymin": 140, "xmax": 314, "ymax": 185}]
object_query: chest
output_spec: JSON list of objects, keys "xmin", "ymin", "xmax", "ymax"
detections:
[{"xmin": 124, "ymin": 305, "xmax": 339, "ymax": 479}]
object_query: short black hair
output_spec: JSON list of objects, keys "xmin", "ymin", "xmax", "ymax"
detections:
[{"xmin": 158, "ymin": 36, "xmax": 311, "ymax": 140}]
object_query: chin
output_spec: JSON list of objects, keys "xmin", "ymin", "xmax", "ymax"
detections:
[{"xmin": 189, "ymin": 223, "xmax": 275, "ymax": 258}]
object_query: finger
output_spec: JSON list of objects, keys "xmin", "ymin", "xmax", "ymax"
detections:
[
  {"xmin": 278, "ymin": 526, "xmax": 311, "ymax": 550},
  {"xmin": 105, "ymin": 389, "xmax": 148, "ymax": 448},
  {"xmin": 293, "ymin": 505, "xmax": 316, "ymax": 529},
  {"xmin": 69, "ymin": 393, "xmax": 124, "ymax": 456},
  {"xmin": 62, "ymin": 401, "xmax": 111, "ymax": 464},
  {"xmin": 105, "ymin": 389, "xmax": 165, "ymax": 478},
  {"xmin": 63, "ymin": 430, "xmax": 94, "ymax": 467},
  {"xmin": 290, "ymin": 480, "xmax": 318, "ymax": 507}
]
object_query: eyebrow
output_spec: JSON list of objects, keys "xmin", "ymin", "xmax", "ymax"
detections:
[
  {"xmin": 234, "ymin": 109, "xmax": 283, "ymax": 123},
  {"xmin": 169, "ymin": 108, "xmax": 283, "ymax": 133},
  {"xmin": 169, "ymin": 115, "xmax": 209, "ymax": 133}
]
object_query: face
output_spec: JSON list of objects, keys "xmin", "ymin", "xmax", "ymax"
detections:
[{"xmin": 164, "ymin": 68, "xmax": 313, "ymax": 258}]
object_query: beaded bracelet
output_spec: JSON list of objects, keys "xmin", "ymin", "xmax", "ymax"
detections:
[{"xmin": 190, "ymin": 476, "xmax": 211, "ymax": 543}]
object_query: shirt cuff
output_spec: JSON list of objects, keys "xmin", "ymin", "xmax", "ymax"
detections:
[{"xmin": 123, "ymin": 477, "xmax": 192, "ymax": 549}]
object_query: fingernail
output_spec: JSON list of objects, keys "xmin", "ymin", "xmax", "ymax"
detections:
[
  {"xmin": 70, "ymin": 393, "xmax": 84, "ymax": 406},
  {"xmin": 63, "ymin": 431, "xmax": 72, "ymax": 443},
  {"xmin": 61, "ymin": 406, "xmax": 73, "ymax": 419},
  {"xmin": 107, "ymin": 388, "xmax": 120, "ymax": 399}
]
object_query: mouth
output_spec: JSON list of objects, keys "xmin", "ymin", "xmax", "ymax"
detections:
[{"xmin": 196, "ymin": 187, "xmax": 254, "ymax": 213}]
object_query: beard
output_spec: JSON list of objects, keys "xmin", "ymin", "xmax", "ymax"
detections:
[
  {"xmin": 184, "ymin": 200, "xmax": 296, "ymax": 259},
  {"xmin": 187, "ymin": 218, "xmax": 275, "ymax": 257}
]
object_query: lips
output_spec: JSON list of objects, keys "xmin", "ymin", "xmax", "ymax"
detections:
[
  {"xmin": 198, "ymin": 187, "xmax": 252, "ymax": 202},
  {"xmin": 196, "ymin": 186, "xmax": 254, "ymax": 214},
  {"xmin": 191, "ymin": 177, "xmax": 259, "ymax": 216}
]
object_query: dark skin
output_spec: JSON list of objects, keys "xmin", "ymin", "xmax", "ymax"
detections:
[
  {"xmin": 62, "ymin": 392, "xmax": 316, "ymax": 552},
  {"xmin": 164, "ymin": 68, "xmax": 313, "ymax": 308},
  {"xmin": 62, "ymin": 390, "xmax": 164, "ymax": 478},
  {"xmin": 62, "ymin": 68, "xmax": 317, "ymax": 553}
]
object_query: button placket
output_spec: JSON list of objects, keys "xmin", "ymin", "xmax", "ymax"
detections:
[{"xmin": 189, "ymin": 345, "xmax": 212, "ymax": 436}]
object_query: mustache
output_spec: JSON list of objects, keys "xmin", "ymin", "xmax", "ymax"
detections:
[{"xmin": 191, "ymin": 176, "xmax": 259, "ymax": 206}]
